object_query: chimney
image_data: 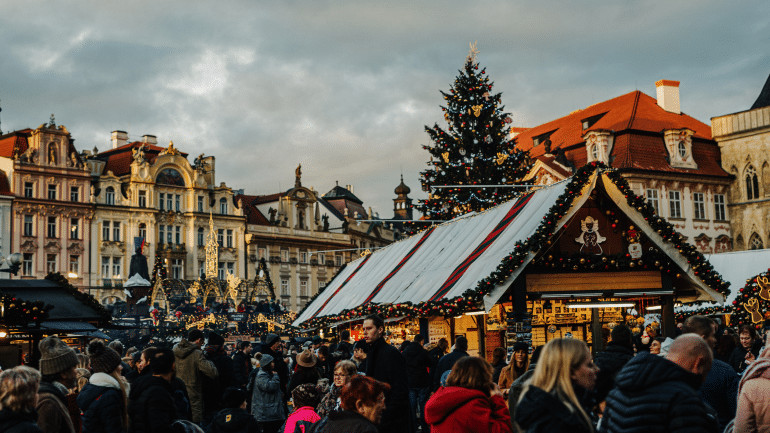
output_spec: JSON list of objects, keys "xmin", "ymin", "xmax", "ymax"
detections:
[
  {"xmin": 141, "ymin": 134, "xmax": 157, "ymax": 145},
  {"xmin": 111, "ymin": 130, "xmax": 128, "ymax": 149},
  {"xmin": 346, "ymin": 184, "xmax": 354, "ymax": 193},
  {"xmin": 655, "ymin": 80, "xmax": 681, "ymax": 114}
]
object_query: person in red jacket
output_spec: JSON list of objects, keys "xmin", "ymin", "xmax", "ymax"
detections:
[{"xmin": 424, "ymin": 356, "xmax": 513, "ymax": 433}]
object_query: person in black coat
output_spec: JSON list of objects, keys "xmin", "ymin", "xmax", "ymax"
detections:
[
  {"xmin": 288, "ymin": 350, "xmax": 321, "ymax": 393},
  {"xmin": 0, "ymin": 366, "xmax": 45, "ymax": 433},
  {"xmin": 601, "ymin": 335, "xmax": 718, "ymax": 433},
  {"xmin": 128, "ymin": 349, "xmax": 179, "ymax": 433},
  {"xmin": 77, "ymin": 340, "xmax": 129, "ymax": 433},
  {"xmin": 207, "ymin": 387, "xmax": 259, "ymax": 433},
  {"xmin": 231, "ymin": 341, "xmax": 253, "ymax": 389},
  {"xmin": 727, "ymin": 325, "xmax": 762, "ymax": 373},
  {"xmin": 593, "ymin": 324, "xmax": 635, "ymax": 403},
  {"xmin": 202, "ymin": 332, "xmax": 235, "ymax": 423},
  {"xmin": 262, "ymin": 334, "xmax": 289, "ymax": 401},
  {"xmin": 432, "ymin": 336, "xmax": 469, "ymax": 390},
  {"xmin": 363, "ymin": 315, "xmax": 414, "ymax": 433},
  {"xmin": 403, "ymin": 335, "xmax": 434, "ymax": 432}
]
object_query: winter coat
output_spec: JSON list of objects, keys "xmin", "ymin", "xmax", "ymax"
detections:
[
  {"xmin": 728, "ymin": 343, "xmax": 762, "ymax": 373},
  {"xmin": 76, "ymin": 372, "xmax": 127, "ymax": 433},
  {"xmin": 250, "ymin": 368, "xmax": 285, "ymax": 422},
  {"xmin": 404, "ymin": 341, "xmax": 435, "ymax": 389},
  {"xmin": 36, "ymin": 381, "xmax": 75, "ymax": 433},
  {"xmin": 0, "ymin": 408, "xmax": 43, "ymax": 433},
  {"xmin": 203, "ymin": 347, "xmax": 235, "ymax": 420},
  {"xmin": 498, "ymin": 362, "xmax": 527, "ymax": 391},
  {"xmin": 432, "ymin": 349, "xmax": 468, "ymax": 390},
  {"xmin": 283, "ymin": 406, "xmax": 320, "ymax": 433},
  {"xmin": 592, "ymin": 342, "xmax": 634, "ymax": 403},
  {"xmin": 601, "ymin": 353, "xmax": 718, "ymax": 433},
  {"xmin": 262, "ymin": 347, "xmax": 290, "ymax": 400},
  {"xmin": 173, "ymin": 339, "xmax": 218, "ymax": 423},
  {"xmin": 732, "ymin": 355, "xmax": 770, "ymax": 433},
  {"xmin": 515, "ymin": 385, "xmax": 592, "ymax": 433},
  {"xmin": 232, "ymin": 350, "xmax": 253, "ymax": 388},
  {"xmin": 316, "ymin": 384, "xmax": 342, "ymax": 418},
  {"xmin": 491, "ymin": 360, "xmax": 507, "ymax": 385},
  {"xmin": 207, "ymin": 407, "xmax": 259, "ymax": 433},
  {"xmin": 127, "ymin": 375, "xmax": 177, "ymax": 433},
  {"xmin": 365, "ymin": 337, "xmax": 413, "ymax": 433},
  {"xmin": 288, "ymin": 366, "xmax": 320, "ymax": 394},
  {"xmin": 699, "ymin": 358, "xmax": 739, "ymax": 431},
  {"xmin": 425, "ymin": 386, "xmax": 513, "ymax": 433},
  {"xmin": 306, "ymin": 410, "xmax": 378, "ymax": 433},
  {"xmin": 508, "ymin": 363, "xmax": 535, "ymax": 424}
]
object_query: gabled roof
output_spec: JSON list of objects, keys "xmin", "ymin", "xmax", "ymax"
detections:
[
  {"xmin": 0, "ymin": 130, "xmax": 31, "ymax": 158},
  {"xmin": 323, "ymin": 185, "xmax": 363, "ymax": 204},
  {"xmin": 237, "ymin": 194, "xmax": 271, "ymax": 225},
  {"xmin": 0, "ymin": 169, "xmax": 12, "ymax": 195},
  {"xmin": 0, "ymin": 279, "xmax": 104, "ymax": 322},
  {"xmin": 514, "ymin": 90, "xmax": 728, "ymax": 178},
  {"xmin": 751, "ymin": 73, "xmax": 770, "ymax": 110},
  {"xmin": 293, "ymin": 165, "xmax": 728, "ymax": 329},
  {"xmin": 97, "ymin": 142, "xmax": 187, "ymax": 176}
]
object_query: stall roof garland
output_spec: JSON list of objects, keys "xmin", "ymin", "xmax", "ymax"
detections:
[
  {"xmin": 46, "ymin": 272, "xmax": 112, "ymax": 325},
  {"xmin": 294, "ymin": 163, "xmax": 729, "ymax": 329}
]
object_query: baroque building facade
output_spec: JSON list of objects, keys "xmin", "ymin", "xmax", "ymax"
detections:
[
  {"xmin": 239, "ymin": 167, "xmax": 399, "ymax": 311},
  {"xmin": 83, "ymin": 131, "xmax": 246, "ymax": 303},
  {"xmin": 711, "ymin": 74, "xmax": 770, "ymax": 251},
  {"xmin": 0, "ymin": 120, "xmax": 94, "ymax": 283},
  {"xmin": 517, "ymin": 80, "xmax": 733, "ymax": 254}
]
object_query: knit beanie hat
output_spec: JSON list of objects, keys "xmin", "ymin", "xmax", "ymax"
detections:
[
  {"xmin": 87, "ymin": 339, "xmax": 122, "ymax": 374},
  {"xmin": 264, "ymin": 333, "xmax": 280, "ymax": 347},
  {"xmin": 221, "ymin": 386, "xmax": 246, "ymax": 409},
  {"xmin": 38, "ymin": 336, "xmax": 78, "ymax": 376},
  {"xmin": 208, "ymin": 332, "xmax": 225, "ymax": 348},
  {"xmin": 292, "ymin": 383, "xmax": 322, "ymax": 408}
]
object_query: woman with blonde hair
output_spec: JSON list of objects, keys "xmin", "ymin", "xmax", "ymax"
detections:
[
  {"xmin": 514, "ymin": 338, "xmax": 597, "ymax": 433},
  {"xmin": 498, "ymin": 342, "xmax": 529, "ymax": 395},
  {"xmin": 0, "ymin": 365, "xmax": 44, "ymax": 433},
  {"xmin": 77, "ymin": 340, "xmax": 130, "ymax": 433},
  {"xmin": 425, "ymin": 356, "xmax": 513, "ymax": 433}
]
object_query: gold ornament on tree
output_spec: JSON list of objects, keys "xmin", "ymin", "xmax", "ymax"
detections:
[
  {"xmin": 471, "ymin": 105, "xmax": 483, "ymax": 117},
  {"xmin": 442, "ymin": 152, "xmax": 450, "ymax": 163},
  {"xmin": 496, "ymin": 152, "xmax": 508, "ymax": 165},
  {"xmin": 757, "ymin": 276, "xmax": 770, "ymax": 301}
]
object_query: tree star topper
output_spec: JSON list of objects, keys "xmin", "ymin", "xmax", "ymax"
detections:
[{"xmin": 467, "ymin": 41, "xmax": 479, "ymax": 62}]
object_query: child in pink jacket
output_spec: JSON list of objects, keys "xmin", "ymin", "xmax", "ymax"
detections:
[{"xmin": 284, "ymin": 384, "xmax": 322, "ymax": 433}]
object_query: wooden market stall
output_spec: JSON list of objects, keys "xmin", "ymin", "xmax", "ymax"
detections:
[{"xmin": 293, "ymin": 165, "xmax": 729, "ymax": 357}]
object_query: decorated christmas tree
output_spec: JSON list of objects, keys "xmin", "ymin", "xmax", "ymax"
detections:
[
  {"xmin": 150, "ymin": 255, "xmax": 167, "ymax": 286},
  {"xmin": 418, "ymin": 43, "xmax": 531, "ymax": 221},
  {"xmin": 732, "ymin": 269, "xmax": 770, "ymax": 329}
]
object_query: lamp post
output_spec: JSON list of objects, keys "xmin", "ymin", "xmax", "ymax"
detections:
[{"xmin": 0, "ymin": 252, "xmax": 22, "ymax": 275}]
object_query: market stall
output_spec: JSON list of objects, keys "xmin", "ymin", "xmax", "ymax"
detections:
[{"xmin": 293, "ymin": 165, "xmax": 729, "ymax": 356}]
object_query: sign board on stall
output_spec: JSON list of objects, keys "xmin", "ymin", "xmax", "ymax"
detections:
[{"xmin": 428, "ymin": 319, "xmax": 450, "ymax": 344}]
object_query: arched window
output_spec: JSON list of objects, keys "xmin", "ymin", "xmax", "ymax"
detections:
[
  {"xmin": 746, "ymin": 165, "xmax": 759, "ymax": 200},
  {"xmin": 678, "ymin": 141, "xmax": 687, "ymax": 159},
  {"xmin": 749, "ymin": 232, "xmax": 764, "ymax": 250},
  {"xmin": 220, "ymin": 197, "xmax": 228, "ymax": 214},
  {"xmin": 591, "ymin": 144, "xmax": 600, "ymax": 162},
  {"xmin": 105, "ymin": 186, "xmax": 115, "ymax": 205},
  {"xmin": 138, "ymin": 223, "xmax": 147, "ymax": 240}
]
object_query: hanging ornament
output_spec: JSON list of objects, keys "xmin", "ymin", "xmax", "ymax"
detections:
[
  {"xmin": 459, "ymin": 147, "xmax": 466, "ymax": 156},
  {"xmin": 465, "ymin": 167, "xmax": 471, "ymax": 177},
  {"xmin": 495, "ymin": 152, "xmax": 508, "ymax": 165},
  {"xmin": 501, "ymin": 177, "xmax": 507, "ymax": 183},
  {"xmin": 471, "ymin": 105, "xmax": 483, "ymax": 117},
  {"xmin": 482, "ymin": 92, "xmax": 490, "ymax": 101},
  {"xmin": 473, "ymin": 139, "xmax": 478, "ymax": 144},
  {"xmin": 758, "ymin": 276, "xmax": 770, "ymax": 301},
  {"xmin": 504, "ymin": 116, "xmax": 513, "ymax": 124},
  {"xmin": 441, "ymin": 152, "xmax": 449, "ymax": 163},
  {"xmin": 444, "ymin": 113, "xmax": 449, "ymax": 122},
  {"xmin": 484, "ymin": 135, "xmax": 493, "ymax": 144}
]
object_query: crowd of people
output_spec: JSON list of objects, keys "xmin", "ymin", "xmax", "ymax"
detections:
[{"xmin": 0, "ymin": 313, "xmax": 768, "ymax": 433}]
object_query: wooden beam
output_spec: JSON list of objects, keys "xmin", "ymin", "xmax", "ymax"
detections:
[{"xmin": 526, "ymin": 271, "xmax": 662, "ymax": 293}]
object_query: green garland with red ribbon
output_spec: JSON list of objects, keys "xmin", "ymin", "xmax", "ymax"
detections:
[{"xmin": 296, "ymin": 163, "xmax": 730, "ymax": 329}]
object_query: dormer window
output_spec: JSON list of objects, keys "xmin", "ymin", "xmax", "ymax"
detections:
[
  {"xmin": 663, "ymin": 129, "xmax": 698, "ymax": 169},
  {"xmin": 532, "ymin": 130, "xmax": 556, "ymax": 148},
  {"xmin": 581, "ymin": 112, "xmax": 607, "ymax": 130},
  {"xmin": 583, "ymin": 130, "xmax": 614, "ymax": 164}
]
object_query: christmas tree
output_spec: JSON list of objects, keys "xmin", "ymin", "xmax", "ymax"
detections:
[
  {"xmin": 732, "ymin": 269, "xmax": 770, "ymax": 329},
  {"xmin": 150, "ymin": 255, "xmax": 167, "ymax": 286},
  {"xmin": 418, "ymin": 43, "xmax": 531, "ymax": 221}
]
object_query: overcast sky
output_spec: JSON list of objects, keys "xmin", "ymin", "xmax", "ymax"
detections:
[{"xmin": 1, "ymin": 1, "xmax": 768, "ymax": 217}]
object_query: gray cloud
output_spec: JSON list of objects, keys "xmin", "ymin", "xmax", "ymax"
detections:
[{"xmin": 1, "ymin": 0, "xmax": 768, "ymax": 217}]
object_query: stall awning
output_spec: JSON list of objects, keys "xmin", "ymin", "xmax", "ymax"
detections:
[
  {"xmin": 678, "ymin": 248, "xmax": 770, "ymax": 313},
  {"xmin": 293, "ymin": 166, "xmax": 728, "ymax": 329}
]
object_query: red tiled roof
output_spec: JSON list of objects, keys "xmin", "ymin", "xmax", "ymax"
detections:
[
  {"xmin": 99, "ymin": 142, "xmax": 187, "ymax": 176},
  {"xmin": 535, "ymin": 154, "xmax": 573, "ymax": 178},
  {"xmin": 515, "ymin": 90, "xmax": 728, "ymax": 178},
  {"xmin": 253, "ymin": 192, "xmax": 284, "ymax": 205},
  {"xmin": 0, "ymin": 130, "xmax": 31, "ymax": 158},
  {"xmin": 237, "ymin": 194, "xmax": 271, "ymax": 225},
  {"xmin": 0, "ymin": 170, "xmax": 12, "ymax": 195}
]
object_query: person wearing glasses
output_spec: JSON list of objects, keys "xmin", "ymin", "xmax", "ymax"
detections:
[{"xmin": 317, "ymin": 360, "xmax": 358, "ymax": 417}]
